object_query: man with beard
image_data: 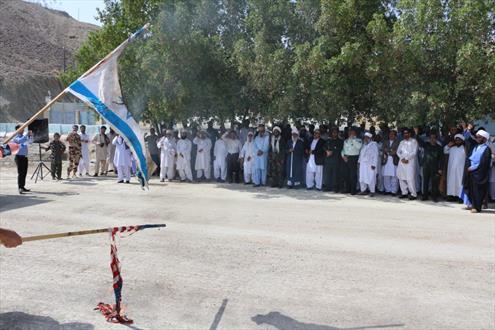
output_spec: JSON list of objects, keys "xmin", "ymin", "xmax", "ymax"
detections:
[
  {"xmin": 77, "ymin": 125, "xmax": 91, "ymax": 176},
  {"xmin": 305, "ymin": 129, "xmax": 326, "ymax": 191},
  {"xmin": 176, "ymin": 130, "xmax": 193, "ymax": 182},
  {"xmin": 463, "ymin": 130, "xmax": 492, "ymax": 213},
  {"xmin": 223, "ymin": 130, "xmax": 242, "ymax": 184},
  {"xmin": 421, "ymin": 132, "xmax": 444, "ymax": 202},
  {"xmin": 397, "ymin": 128, "xmax": 419, "ymax": 200},
  {"xmin": 252, "ymin": 124, "xmax": 270, "ymax": 187},
  {"xmin": 382, "ymin": 130, "xmax": 400, "ymax": 195},
  {"xmin": 358, "ymin": 132, "xmax": 379, "ymax": 196},
  {"xmin": 269, "ymin": 126, "xmax": 286, "ymax": 188},
  {"xmin": 341, "ymin": 128, "xmax": 362, "ymax": 195},
  {"xmin": 157, "ymin": 130, "xmax": 176, "ymax": 182},
  {"xmin": 444, "ymin": 134, "xmax": 466, "ymax": 201},
  {"xmin": 286, "ymin": 127, "xmax": 305, "ymax": 188},
  {"xmin": 323, "ymin": 127, "xmax": 343, "ymax": 192},
  {"xmin": 240, "ymin": 130, "xmax": 256, "ymax": 184}
]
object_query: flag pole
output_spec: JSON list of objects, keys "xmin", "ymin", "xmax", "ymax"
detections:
[
  {"xmin": 0, "ymin": 223, "xmax": 165, "ymax": 245},
  {"xmin": 2, "ymin": 23, "xmax": 151, "ymax": 144}
]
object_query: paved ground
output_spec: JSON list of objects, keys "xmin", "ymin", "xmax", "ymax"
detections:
[{"xmin": 0, "ymin": 164, "xmax": 494, "ymax": 330}]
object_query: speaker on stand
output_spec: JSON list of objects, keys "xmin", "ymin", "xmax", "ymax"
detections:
[{"xmin": 28, "ymin": 119, "xmax": 52, "ymax": 183}]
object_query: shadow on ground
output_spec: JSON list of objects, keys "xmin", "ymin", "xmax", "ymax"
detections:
[
  {"xmin": 0, "ymin": 194, "xmax": 50, "ymax": 212},
  {"xmin": 252, "ymin": 311, "xmax": 405, "ymax": 330},
  {"xmin": 0, "ymin": 312, "xmax": 94, "ymax": 330}
]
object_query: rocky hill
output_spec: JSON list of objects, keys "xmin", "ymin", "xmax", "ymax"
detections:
[{"xmin": 0, "ymin": 0, "xmax": 98, "ymax": 122}]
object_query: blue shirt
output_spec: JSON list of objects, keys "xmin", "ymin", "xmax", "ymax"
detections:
[{"xmin": 13, "ymin": 133, "xmax": 32, "ymax": 156}]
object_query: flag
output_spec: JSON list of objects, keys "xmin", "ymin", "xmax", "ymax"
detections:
[
  {"xmin": 95, "ymin": 224, "xmax": 165, "ymax": 324},
  {"xmin": 66, "ymin": 26, "xmax": 149, "ymax": 186},
  {"xmin": 0, "ymin": 143, "xmax": 19, "ymax": 158}
]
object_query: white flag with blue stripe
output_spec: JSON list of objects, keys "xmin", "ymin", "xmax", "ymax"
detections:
[{"xmin": 66, "ymin": 26, "xmax": 149, "ymax": 186}]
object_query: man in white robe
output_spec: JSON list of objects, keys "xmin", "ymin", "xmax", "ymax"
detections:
[
  {"xmin": 306, "ymin": 129, "xmax": 325, "ymax": 190},
  {"xmin": 157, "ymin": 130, "xmax": 176, "ymax": 182},
  {"xmin": 252, "ymin": 124, "xmax": 270, "ymax": 187},
  {"xmin": 106, "ymin": 128, "xmax": 117, "ymax": 174},
  {"xmin": 397, "ymin": 128, "xmax": 419, "ymax": 199},
  {"xmin": 112, "ymin": 135, "xmax": 131, "ymax": 183},
  {"xmin": 176, "ymin": 130, "xmax": 193, "ymax": 182},
  {"xmin": 382, "ymin": 130, "xmax": 400, "ymax": 195},
  {"xmin": 193, "ymin": 130, "xmax": 212, "ymax": 181},
  {"xmin": 77, "ymin": 124, "xmax": 90, "ymax": 176},
  {"xmin": 443, "ymin": 133, "xmax": 466, "ymax": 200},
  {"xmin": 239, "ymin": 130, "xmax": 255, "ymax": 184},
  {"xmin": 213, "ymin": 133, "xmax": 228, "ymax": 182},
  {"xmin": 358, "ymin": 132, "xmax": 379, "ymax": 196}
]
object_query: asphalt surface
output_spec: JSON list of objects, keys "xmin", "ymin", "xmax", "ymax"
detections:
[{"xmin": 0, "ymin": 167, "xmax": 494, "ymax": 330}]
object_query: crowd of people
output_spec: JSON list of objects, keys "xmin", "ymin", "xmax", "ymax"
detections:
[
  {"xmin": 149, "ymin": 121, "xmax": 494, "ymax": 214},
  {"xmin": 10, "ymin": 120, "xmax": 495, "ymax": 214}
]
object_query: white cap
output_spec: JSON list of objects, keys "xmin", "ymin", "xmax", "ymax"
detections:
[
  {"xmin": 476, "ymin": 130, "xmax": 490, "ymax": 140},
  {"xmin": 454, "ymin": 133, "xmax": 465, "ymax": 141},
  {"xmin": 247, "ymin": 131, "xmax": 254, "ymax": 136},
  {"xmin": 291, "ymin": 127, "xmax": 299, "ymax": 135},
  {"xmin": 364, "ymin": 132, "xmax": 373, "ymax": 138},
  {"xmin": 273, "ymin": 126, "xmax": 281, "ymax": 133}
]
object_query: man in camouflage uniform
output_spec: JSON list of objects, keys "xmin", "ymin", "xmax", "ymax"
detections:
[
  {"xmin": 45, "ymin": 132, "xmax": 66, "ymax": 180},
  {"xmin": 66, "ymin": 125, "xmax": 82, "ymax": 178}
]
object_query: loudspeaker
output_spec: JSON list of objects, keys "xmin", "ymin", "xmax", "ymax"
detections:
[{"xmin": 28, "ymin": 119, "xmax": 49, "ymax": 144}]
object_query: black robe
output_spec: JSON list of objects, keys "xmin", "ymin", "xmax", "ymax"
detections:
[
  {"xmin": 286, "ymin": 138, "xmax": 305, "ymax": 185},
  {"xmin": 463, "ymin": 144, "xmax": 491, "ymax": 211}
]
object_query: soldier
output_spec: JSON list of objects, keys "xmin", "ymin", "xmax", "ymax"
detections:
[
  {"xmin": 66, "ymin": 125, "xmax": 82, "ymax": 179},
  {"xmin": 45, "ymin": 132, "xmax": 66, "ymax": 180}
]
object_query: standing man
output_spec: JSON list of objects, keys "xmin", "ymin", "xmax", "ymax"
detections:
[
  {"xmin": 444, "ymin": 134, "xmax": 466, "ymax": 201},
  {"xmin": 358, "ymin": 132, "xmax": 379, "ymax": 196},
  {"xmin": 13, "ymin": 125, "xmax": 33, "ymax": 194},
  {"xmin": 305, "ymin": 129, "xmax": 325, "ymax": 190},
  {"xmin": 157, "ymin": 130, "xmax": 176, "ymax": 182},
  {"xmin": 145, "ymin": 127, "xmax": 161, "ymax": 176},
  {"xmin": 77, "ymin": 125, "xmax": 90, "ymax": 176},
  {"xmin": 341, "ymin": 128, "xmax": 362, "ymax": 195},
  {"xmin": 45, "ymin": 133, "xmax": 66, "ymax": 181},
  {"xmin": 223, "ymin": 130, "xmax": 242, "ymax": 183},
  {"xmin": 92, "ymin": 126, "xmax": 109, "ymax": 176},
  {"xmin": 421, "ymin": 132, "xmax": 444, "ymax": 202},
  {"xmin": 239, "ymin": 130, "xmax": 255, "ymax": 184},
  {"xmin": 106, "ymin": 128, "xmax": 117, "ymax": 174},
  {"xmin": 323, "ymin": 127, "xmax": 343, "ymax": 192},
  {"xmin": 176, "ymin": 130, "xmax": 193, "ymax": 182},
  {"xmin": 464, "ymin": 130, "xmax": 492, "ymax": 213},
  {"xmin": 397, "ymin": 128, "xmax": 419, "ymax": 200},
  {"xmin": 382, "ymin": 130, "xmax": 400, "ymax": 195},
  {"xmin": 193, "ymin": 130, "xmax": 212, "ymax": 181},
  {"xmin": 252, "ymin": 124, "xmax": 270, "ymax": 187},
  {"xmin": 112, "ymin": 135, "xmax": 131, "ymax": 183},
  {"xmin": 269, "ymin": 126, "xmax": 286, "ymax": 188},
  {"xmin": 66, "ymin": 125, "xmax": 82, "ymax": 179},
  {"xmin": 213, "ymin": 131, "xmax": 228, "ymax": 182},
  {"xmin": 286, "ymin": 127, "xmax": 305, "ymax": 188}
]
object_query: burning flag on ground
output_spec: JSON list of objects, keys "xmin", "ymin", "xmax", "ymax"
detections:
[
  {"xmin": 95, "ymin": 225, "xmax": 165, "ymax": 324},
  {"xmin": 66, "ymin": 25, "xmax": 151, "ymax": 188}
]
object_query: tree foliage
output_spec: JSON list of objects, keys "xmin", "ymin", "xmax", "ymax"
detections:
[{"xmin": 61, "ymin": 0, "xmax": 495, "ymax": 128}]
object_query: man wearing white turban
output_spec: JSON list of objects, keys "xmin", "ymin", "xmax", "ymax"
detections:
[
  {"xmin": 176, "ymin": 130, "xmax": 193, "ymax": 182},
  {"xmin": 463, "ymin": 129, "xmax": 491, "ymax": 213},
  {"xmin": 358, "ymin": 132, "xmax": 379, "ymax": 196},
  {"xmin": 443, "ymin": 133, "xmax": 466, "ymax": 200}
]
